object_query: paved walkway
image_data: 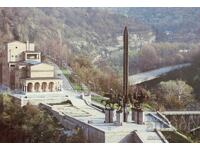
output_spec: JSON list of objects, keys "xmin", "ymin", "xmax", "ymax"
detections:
[{"xmin": 48, "ymin": 61, "xmax": 74, "ymax": 91}]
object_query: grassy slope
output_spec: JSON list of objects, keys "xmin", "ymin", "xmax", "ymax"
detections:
[{"xmin": 161, "ymin": 131, "xmax": 193, "ymax": 143}]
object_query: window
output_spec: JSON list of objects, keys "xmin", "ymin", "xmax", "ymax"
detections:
[
  {"xmin": 16, "ymin": 46, "xmax": 18, "ymax": 49},
  {"xmin": 27, "ymin": 54, "xmax": 37, "ymax": 59}
]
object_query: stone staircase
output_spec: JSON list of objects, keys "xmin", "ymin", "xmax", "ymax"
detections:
[
  {"xmin": 105, "ymin": 131, "xmax": 135, "ymax": 143},
  {"xmin": 134, "ymin": 111, "xmax": 172, "ymax": 143}
]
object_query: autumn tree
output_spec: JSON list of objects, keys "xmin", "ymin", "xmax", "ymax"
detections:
[
  {"xmin": 156, "ymin": 80, "xmax": 194, "ymax": 110},
  {"xmin": 138, "ymin": 44, "xmax": 160, "ymax": 71}
]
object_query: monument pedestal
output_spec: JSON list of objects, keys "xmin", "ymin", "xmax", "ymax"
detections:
[
  {"xmin": 123, "ymin": 105, "xmax": 130, "ymax": 122},
  {"xmin": 131, "ymin": 108, "xmax": 138, "ymax": 122},
  {"xmin": 137, "ymin": 109, "xmax": 144, "ymax": 124},
  {"xmin": 131, "ymin": 108, "xmax": 144, "ymax": 124},
  {"xmin": 115, "ymin": 111, "xmax": 123, "ymax": 126},
  {"xmin": 105, "ymin": 109, "xmax": 114, "ymax": 123}
]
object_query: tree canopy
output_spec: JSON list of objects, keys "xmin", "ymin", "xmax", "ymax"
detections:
[
  {"xmin": 0, "ymin": 94, "xmax": 85, "ymax": 143},
  {"xmin": 156, "ymin": 80, "xmax": 194, "ymax": 110}
]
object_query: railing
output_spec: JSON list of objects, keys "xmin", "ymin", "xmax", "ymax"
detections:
[{"xmin": 155, "ymin": 129, "xmax": 169, "ymax": 143}]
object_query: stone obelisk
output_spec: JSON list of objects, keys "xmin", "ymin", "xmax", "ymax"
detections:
[{"xmin": 123, "ymin": 26, "xmax": 129, "ymax": 122}]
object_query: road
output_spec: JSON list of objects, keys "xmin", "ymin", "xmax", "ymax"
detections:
[{"xmin": 129, "ymin": 63, "xmax": 191, "ymax": 85}]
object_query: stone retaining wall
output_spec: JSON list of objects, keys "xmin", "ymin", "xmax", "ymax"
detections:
[{"xmin": 39, "ymin": 103, "xmax": 105, "ymax": 143}]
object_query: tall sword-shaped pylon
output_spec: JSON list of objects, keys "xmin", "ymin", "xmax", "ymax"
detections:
[{"xmin": 123, "ymin": 26, "xmax": 129, "ymax": 122}]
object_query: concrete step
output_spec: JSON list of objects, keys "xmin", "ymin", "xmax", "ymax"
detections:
[
  {"xmin": 136, "ymin": 131, "xmax": 165, "ymax": 143},
  {"xmin": 105, "ymin": 131, "xmax": 134, "ymax": 143},
  {"xmin": 143, "ymin": 140, "xmax": 163, "ymax": 143}
]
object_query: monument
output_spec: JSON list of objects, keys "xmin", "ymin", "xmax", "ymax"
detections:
[
  {"xmin": 123, "ymin": 26, "xmax": 129, "ymax": 122},
  {"xmin": 103, "ymin": 26, "xmax": 146, "ymax": 124}
]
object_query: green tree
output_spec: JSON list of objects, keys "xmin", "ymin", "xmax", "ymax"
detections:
[{"xmin": 0, "ymin": 93, "xmax": 87, "ymax": 142}]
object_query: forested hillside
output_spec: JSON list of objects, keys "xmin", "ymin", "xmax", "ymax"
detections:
[
  {"xmin": 112, "ymin": 8, "xmax": 200, "ymax": 43},
  {"xmin": 0, "ymin": 8, "xmax": 152, "ymax": 61},
  {"xmin": 0, "ymin": 7, "xmax": 155, "ymax": 93},
  {"xmin": 1, "ymin": 8, "xmax": 200, "ymax": 94}
]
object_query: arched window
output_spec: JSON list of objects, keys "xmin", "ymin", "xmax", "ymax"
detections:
[
  {"xmin": 27, "ymin": 83, "xmax": 33, "ymax": 92},
  {"xmin": 34, "ymin": 82, "xmax": 40, "ymax": 92},
  {"xmin": 41, "ymin": 82, "xmax": 47, "ymax": 92},
  {"xmin": 48, "ymin": 82, "xmax": 54, "ymax": 92}
]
